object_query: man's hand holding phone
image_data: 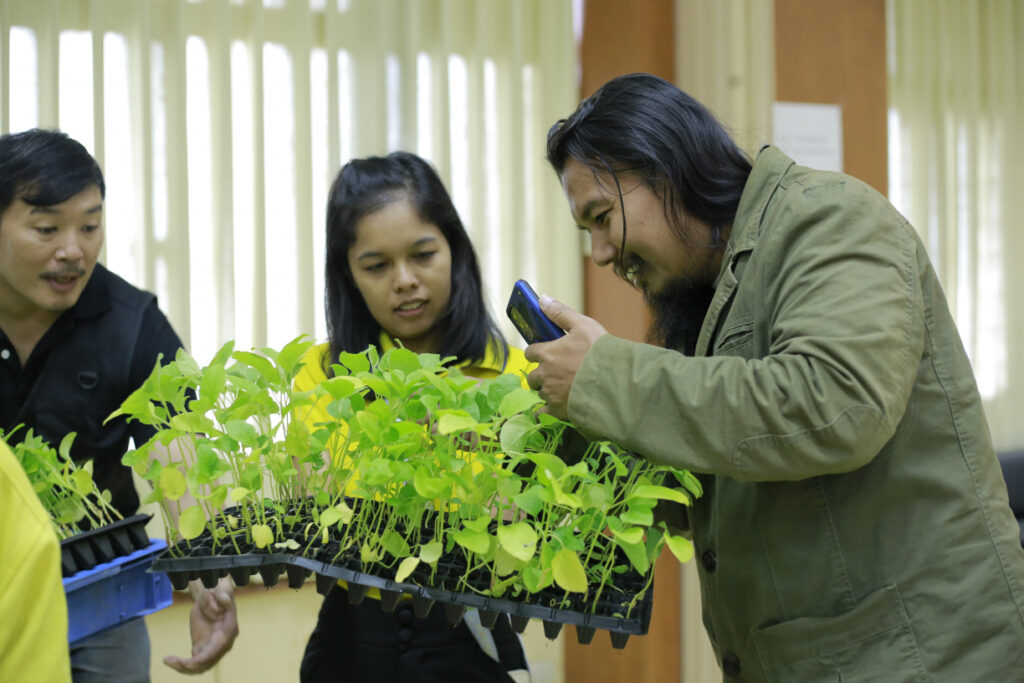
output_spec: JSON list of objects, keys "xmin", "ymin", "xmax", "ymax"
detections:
[{"xmin": 507, "ymin": 280, "xmax": 608, "ymax": 420}]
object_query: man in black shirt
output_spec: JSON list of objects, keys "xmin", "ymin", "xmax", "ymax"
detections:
[{"xmin": 0, "ymin": 129, "xmax": 238, "ymax": 681}]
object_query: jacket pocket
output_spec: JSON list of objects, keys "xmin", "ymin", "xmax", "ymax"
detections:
[
  {"xmin": 713, "ymin": 320, "xmax": 755, "ymax": 358},
  {"xmin": 752, "ymin": 584, "xmax": 928, "ymax": 683}
]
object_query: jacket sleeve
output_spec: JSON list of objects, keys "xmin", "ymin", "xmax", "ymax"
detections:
[{"xmin": 567, "ymin": 178, "xmax": 925, "ymax": 482}]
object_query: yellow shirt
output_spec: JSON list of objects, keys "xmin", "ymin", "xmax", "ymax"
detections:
[{"xmin": 0, "ymin": 439, "xmax": 72, "ymax": 683}]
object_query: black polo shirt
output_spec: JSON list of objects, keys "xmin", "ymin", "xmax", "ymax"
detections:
[{"xmin": 0, "ymin": 264, "xmax": 184, "ymax": 517}]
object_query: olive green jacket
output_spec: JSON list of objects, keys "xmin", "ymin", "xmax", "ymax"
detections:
[{"xmin": 569, "ymin": 146, "xmax": 1024, "ymax": 682}]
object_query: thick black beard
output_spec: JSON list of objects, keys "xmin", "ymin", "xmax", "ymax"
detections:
[{"xmin": 645, "ymin": 278, "xmax": 716, "ymax": 355}]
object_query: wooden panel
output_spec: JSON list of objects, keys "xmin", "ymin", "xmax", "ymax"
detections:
[
  {"xmin": 774, "ymin": 0, "xmax": 888, "ymax": 195},
  {"xmin": 567, "ymin": 2, "xmax": 678, "ymax": 682},
  {"xmin": 577, "ymin": 0, "xmax": 676, "ymax": 343}
]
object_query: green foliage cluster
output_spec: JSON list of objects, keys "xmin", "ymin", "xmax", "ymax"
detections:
[
  {"xmin": 114, "ymin": 336, "xmax": 702, "ymax": 611},
  {"xmin": 2, "ymin": 428, "xmax": 122, "ymax": 540}
]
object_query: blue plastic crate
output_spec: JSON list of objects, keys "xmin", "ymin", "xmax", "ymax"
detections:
[{"xmin": 62, "ymin": 538, "xmax": 173, "ymax": 645}]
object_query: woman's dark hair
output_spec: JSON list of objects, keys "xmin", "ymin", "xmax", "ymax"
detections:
[
  {"xmin": 0, "ymin": 129, "xmax": 105, "ymax": 217},
  {"xmin": 546, "ymin": 73, "xmax": 750, "ymax": 245},
  {"xmin": 323, "ymin": 151, "xmax": 506, "ymax": 374}
]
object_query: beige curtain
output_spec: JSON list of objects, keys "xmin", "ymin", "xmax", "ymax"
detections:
[
  {"xmin": 887, "ymin": 0, "xmax": 1024, "ymax": 451},
  {"xmin": 0, "ymin": 0, "xmax": 580, "ymax": 364}
]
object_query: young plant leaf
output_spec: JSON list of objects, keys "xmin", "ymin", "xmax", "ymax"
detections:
[
  {"xmin": 419, "ymin": 540, "xmax": 443, "ymax": 565},
  {"xmin": 160, "ymin": 467, "xmax": 187, "ymax": 500},
  {"xmin": 395, "ymin": 556, "xmax": 420, "ymax": 583},
  {"xmin": 497, "ymin": 388, "xmax": 543, "ymax": 419},
  {"xmin": 497, "ymin": 522, "xmax": 538, "ymax": 562},
  {"xmin": 632, "ymin": 484, "xmax": 691, "ymax": 505},
  {"xmin": 437, "ymin": 412, "xmax": 479, "ymax": 436},
  {"xmin": 453, "ymin": 528, "xmax": 491, "ymax": 555},
  {"xmin": 610, "ymin": 525, "xmax": 644, "ymax": 546},
  {"xmin": 179, "ymin": 505, "xmax": 207, "ymax": 540},
  {"xmin": 662, "ymin": 531, "xmax": 695, "ymax": 564},
  {"xmin": 252, "ymin": 523, "xmax": 274, "ymax": 549},
  {"xmin": 551, "ymin": 549, "xmax": 588, "ymax": 593}
]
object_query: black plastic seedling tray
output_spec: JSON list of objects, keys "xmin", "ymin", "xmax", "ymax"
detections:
[
  {"xmin": 60, "ymin": 514, "xmax": 153, "ymax": 577},
  {"xmin": 151, "ymin": 505, "xmax": 654, "ymax": 649}
]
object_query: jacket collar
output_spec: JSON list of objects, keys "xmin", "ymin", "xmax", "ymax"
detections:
[
  {"xmin": 716, "ymin": 145, "xmax": 795, "ymax": 284},
  {"xmin": 696, "ymin": 146, "xmax": 794, "ymax": 356}
]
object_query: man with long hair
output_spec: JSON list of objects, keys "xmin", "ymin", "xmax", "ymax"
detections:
[{"xmin": 526, "ymin": 73, "xmax": 1024, "ymax": 681}]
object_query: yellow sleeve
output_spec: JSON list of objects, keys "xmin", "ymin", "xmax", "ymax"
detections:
[
  {"xmin": 293, "ymin": 342, "xmax": 332, "ymax": 428},
  {"xmin": 0, "ymin": 441, "xmax": 72, "ymax": 683}
]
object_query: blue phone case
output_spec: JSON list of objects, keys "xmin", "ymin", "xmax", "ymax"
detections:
[{"xmin": 506, "ymin": 279, "xmax": 565, "ymax": 344}]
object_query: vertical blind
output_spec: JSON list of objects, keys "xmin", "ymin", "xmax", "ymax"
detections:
[
  {"xmin": 887, "ymin": 0, "xmax": 1024, "ymax": 450},
  {"xmin": 0, "ymin": 0, "xmax": 580, "ymax": 365}
]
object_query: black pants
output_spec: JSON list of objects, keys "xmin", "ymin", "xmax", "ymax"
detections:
[{"xmin": 300, "ymin": 586, "xmax": 528, "ymax": 682}]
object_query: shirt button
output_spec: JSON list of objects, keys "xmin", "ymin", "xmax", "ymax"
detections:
[
  {"xmin": 0, "ymin": 348, "xmax": 9, "ymax": 360},
  {"xmin": 397, "ymin": 609, "xmax": 413, "ymax": 626},
  {"xmin": 723, "ymin": 652, "xmax": 741, "ymax": 677},
  {"xmin": 701, "ymin": 549, "xmax": 717, "ymax": 572}
]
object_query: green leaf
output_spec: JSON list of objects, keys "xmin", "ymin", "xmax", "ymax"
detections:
[
  {"xmin": 497, "ymin": 388, "xmax": 543, "ymax": 419},
  {"xmin": 224, "ymin": 420, "xmax": 258, "ymax": 445},
  {"xmin": 551, "ymin": 549, "xmax": 588, "ymax": 593},
  {"xmin": 252, "ymin": 523, "xmax": 274, "ymax": 549},
  {"xmin": 232, "ymin": 350, "xmax": 281, "ymax": 386},
  {"xmin": 200, "ymin": 364, "xmax": 227, "ymax": 404},
  {"xmin": 170, "ymin": 411, "xmax": 217, "ymax": 435},
  {"xmin": 611, "ymin": 525, "xmax": 644, "ymax": 545},
  {"xmin": 320, "ymin": 376, "xmax": 360, "ymax": 400},
  {"xmin": 380, "ymin": 530, "xmax": 411, "ymax": 559},
  {"xmin": 437, "ymin": 412, "xmax": 478, "ymax": 436},
  {"xmin": 462, "ymin": 515, "xmax": 491, "ymax": 533},
  {"xmin": 387, "ymin": 347, "xmax": 422, "ymax": 375},
  {"xmin": 395, "ymin": 556, "xmax": 420, "ymax": 583},
  {"xmin": 621, "ymin": 507, "xmax": 654, "ymax": 526},
  {"xmin": 58, "ymin": 432, "xmax": 76, "ymax": 460},
  {"xmin": 210, "ymin": 340, "xmax": 235, "ymax": 367},
  {"xmin": 453, "ymin": 528, "xmax": 491, "ymax": 555},
  {"xmin": 632, "ymin": 484, "xmax": 691, "ymax": 505},
  {"xmin": 513, "ymin": 485, "xmax": 549, "ymax": 517},
  {"xmin": 419, "ymin": 540, "xmax": 443, "ymax": 565},
  {"xmin": 670, "ymin": 470, "xmax": 704, "ymax": 499},
  {"xmin": 499, "ymin": 414, "xmax": 537, "ymax": 454},
  {"xmin": 229, "ymin": 487, "xmax": 251, "ymax": 503},
  {"xmin": 105, "ymin": 387, "xmax": 159, "ymax": 425},
  {"xmin": 497, "ymin": 522, "xmax": 538, "ymax": 562},
  {"xmin": 663, "ymin": 532, "xmax": 695, "ymax": 564},
  {"xmin": 160, "ymin": 467, "xmax": 187, "ymax": 500},
  {"xmin": 413, "ymin": 467, "xmax": 447, "ymax": 499},
  {"xmin": 493, "ymin": 545, "xmax": 524, "ymax": 577},
  {"xmin": 335, "ymin": 351, "xmax": 370, "ymax": 375},
  {"xmin": 522, "ymin": 564, "xmax": 552, "ymax": 593},
  {"xmin": 614, "ymin": 538, "xmax": 650, "ymax": 575},
  {"xmin": 179, "ymin": 506, "xmax": 207, "ymax": 540},
  {"xmin": 277, "ymin": 335, "xmax": 315, "ymax": 378}
]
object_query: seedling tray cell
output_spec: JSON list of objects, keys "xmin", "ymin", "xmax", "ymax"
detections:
[
  {"xmin": 62, "ymin": 539, "xmax": 172, "ymax": 645},
  {"xmin": 59, "ymin": 514, "xmax": 152, "ymax": 577}
]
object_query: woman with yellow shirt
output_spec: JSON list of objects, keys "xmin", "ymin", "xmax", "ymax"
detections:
[{"xmin": 294, "ymin": 152, "xmax": 531, "ymax": 683}]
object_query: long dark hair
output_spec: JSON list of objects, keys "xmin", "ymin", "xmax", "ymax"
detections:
[
  {"xmin": 546, "ymin": 73, "xmax": 751, "ymax": 248},
  {"xmin": 0, "ymin": 129, "xmax": 105, "ymax": 217},
  {"xmin": 323, "ymin": 151, "xmax": 506, "ymax": 374}
]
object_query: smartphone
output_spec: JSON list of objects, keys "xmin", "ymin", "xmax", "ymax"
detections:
[{"xmin": 506, "ymin": 279, "xmax": 565, "ymax": 344}]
